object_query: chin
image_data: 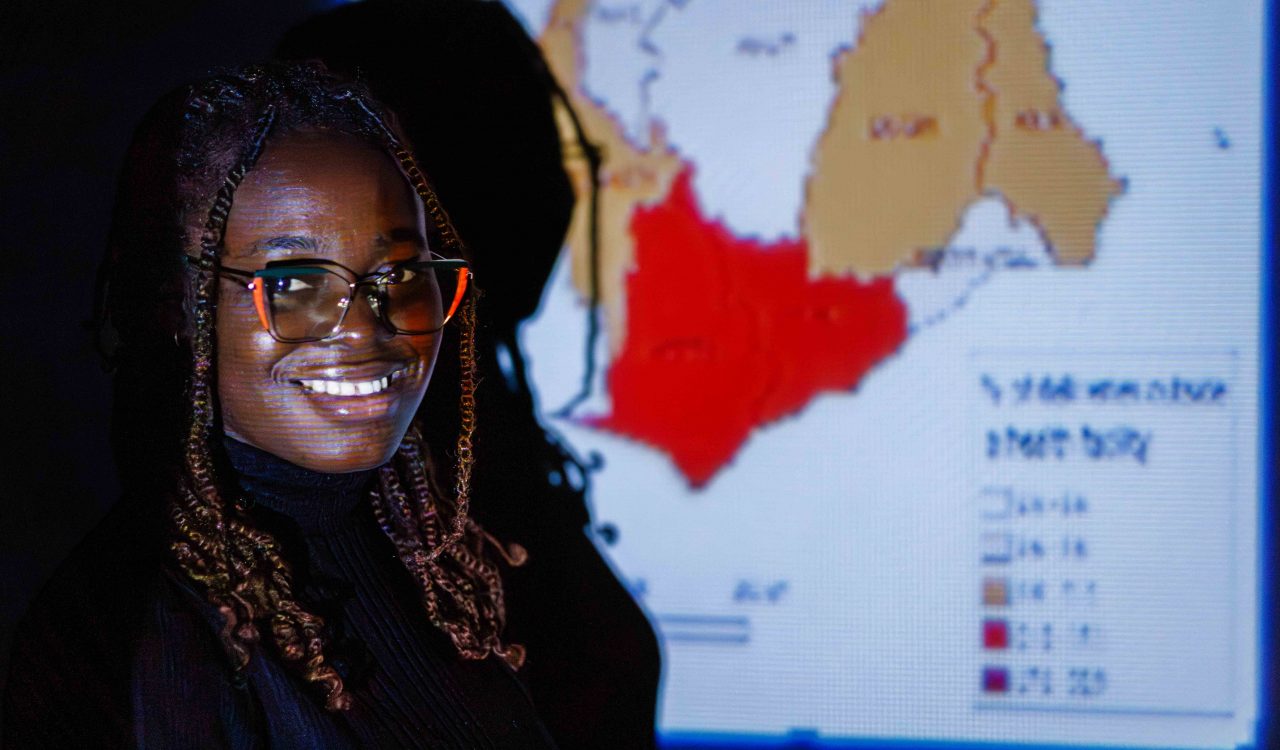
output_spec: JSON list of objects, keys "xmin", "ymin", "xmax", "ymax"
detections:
[
  {"xmin": 285, "ymin": 429, "xmax": 405, "ymax": 473},
  {"xmin": 296, "ymin": 449, "xmax": 393, "ymax": 474},
  {"xmin": 225, "ymin": 417, "xmax": 407, "ymax": 474}
]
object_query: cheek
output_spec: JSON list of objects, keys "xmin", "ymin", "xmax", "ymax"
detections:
[
  {"xmin": 416, "ymin": 334, "xmax": 443, "ymax": 377},
  {"xmin": 216, "ymin": 300, "xmax": 293, "ymax": 431}
]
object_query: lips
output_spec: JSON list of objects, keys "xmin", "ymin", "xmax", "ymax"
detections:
[
  {"xmin": 296, "ymin": 365, "xmax": 413, "ymax": 397},
  {"xmin": 281, "ymin": 358, "xmax": 416, "ymax": 386},
  {"xmin": 276, "ymin": 359, "xmax": 424, "ymax": 419}
]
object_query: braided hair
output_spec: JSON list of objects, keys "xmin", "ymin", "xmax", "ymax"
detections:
[{"xmin": 102, "ymin": 61, "xmax": 524, "ymax": 712}]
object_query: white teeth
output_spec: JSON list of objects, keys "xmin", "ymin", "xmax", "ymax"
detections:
[{"xmin": 297, "ymin": 370, "xmax": 405, "ymax": 397}]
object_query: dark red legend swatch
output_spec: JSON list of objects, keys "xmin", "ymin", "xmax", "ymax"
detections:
[{"xmin": 982, "ymin": 666, "xmax": 1010, "ymax": 694}]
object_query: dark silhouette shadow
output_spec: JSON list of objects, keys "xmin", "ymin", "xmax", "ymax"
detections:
[{"xmin": 278, "ymin": 3, "xmax": 662, "ymax": 747}]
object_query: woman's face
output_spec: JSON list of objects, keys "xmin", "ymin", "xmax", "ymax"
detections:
[{"xmin": 216, "ymin": 129, "xmax": 439, "ymax": 473}]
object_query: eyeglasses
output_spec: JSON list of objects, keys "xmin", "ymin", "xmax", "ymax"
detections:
[{"xmin": 194, "ymin": 253, "xmax": 471, "ymax": 343}]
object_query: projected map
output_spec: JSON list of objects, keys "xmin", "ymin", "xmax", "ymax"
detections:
[
  {"xmin": 508, "ymin": 1, "xmax": 1264, "ymax": 747},
  {"xmin": 543, "ymin": 0, "xmax": 1123, "ymax": 486}
]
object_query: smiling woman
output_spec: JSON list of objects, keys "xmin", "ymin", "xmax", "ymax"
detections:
[
  {"xmin": 2, "ymin": 62, "xmax": 555, "ymax": 748},
  {"xmin": 215, "ymin": 130, "xmax": 445, "ymax": 473}
]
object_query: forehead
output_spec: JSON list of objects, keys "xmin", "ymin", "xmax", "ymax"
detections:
[{"xmin": 222, "ymin": 129, "xmax": 422, "ymax": 260}]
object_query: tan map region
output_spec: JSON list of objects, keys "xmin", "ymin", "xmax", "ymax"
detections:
[
  {"xmin": 805, "ymin": 0, "xmax": 1123, "ymax": 277},
  {"xmin": 980, "ymin": 0, "xmax": 1123, "ymax": 266},
  {"xmin": 541, "ymin": 0, "xmax": 683, "ymax": 351},
  {"xmin": 805, "ymin": 0, "xmax": 990, "ymax": 277}
]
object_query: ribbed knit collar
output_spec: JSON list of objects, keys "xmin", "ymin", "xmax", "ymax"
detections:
[{"xmin": 223, "ymin": 437, "xmax": 377, "ymax": 534}]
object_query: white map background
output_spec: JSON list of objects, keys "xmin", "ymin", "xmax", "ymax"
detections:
[{"xmin": 502, "ymin": 2, "xmax": 1263, "ymax": 746}]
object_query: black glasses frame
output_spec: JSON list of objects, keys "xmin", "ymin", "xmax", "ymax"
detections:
[{"xmin": 186, "ymin": 253, "xmax": 471, "ymax": 343}]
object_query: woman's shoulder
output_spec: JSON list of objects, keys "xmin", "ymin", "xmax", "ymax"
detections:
[
  {"xmin": 8, "ymin": 498, "xmax": 183, "ymax": 656},
  {"xmin": 3, "ymin": 499, "xmax": 261, "ymax": 748}
]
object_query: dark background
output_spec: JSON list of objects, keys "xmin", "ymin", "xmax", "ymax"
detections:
[
  {"xmin": 2, "ymin": 1, "xmax": 1277, "ymax": 745},
  {"xmin": 0, "ymin": 0, "xmax": 349, "ymax": 694}
]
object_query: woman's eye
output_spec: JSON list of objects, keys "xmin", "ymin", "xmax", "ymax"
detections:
[
  {"xmin": 271, "ymin": 276, "xmax": 317, "ymax": 293},
  {"xmin": 381, "ymin": 267, "xmax": 416, "ymax": 284}
]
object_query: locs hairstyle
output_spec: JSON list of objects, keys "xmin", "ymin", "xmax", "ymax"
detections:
[{"xmin": 100, "ymin": 62, "xmax": 526, "ymax": 711}]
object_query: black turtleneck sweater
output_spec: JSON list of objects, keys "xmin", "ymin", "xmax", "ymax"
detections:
[
  {"xmin": 224, "ymin": 438, "xmax": 558, "ymax": 748},
  {"xmin": 4, "ymin": 440, "xmax": 559, "ymax": 749}
]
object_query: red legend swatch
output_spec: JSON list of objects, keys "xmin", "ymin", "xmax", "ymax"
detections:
[{"xmin": 983, "ymin": 619, "xmax": 1009, "ymax": 650}]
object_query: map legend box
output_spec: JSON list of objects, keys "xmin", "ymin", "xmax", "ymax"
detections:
[
  {"xmin": 980, "ymin": 486, "xmax": 1013, "ymax": 520},
  {"xmin": 970, "ymin": 352, "xmax": 1240, "ymax": 719},
  {"xmin": 980, "ymin": 532, "xmax": 1012, "ymax": 564}
]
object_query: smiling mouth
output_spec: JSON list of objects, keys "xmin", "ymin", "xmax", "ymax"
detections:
[{"xmin": 294, "ymin": 363, "xmax": 416, "ymax": 397}]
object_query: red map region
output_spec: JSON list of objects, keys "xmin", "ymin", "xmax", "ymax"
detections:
[{"xmin": 587, "ymin": 166, "xmax": 909, "ymax": 487}]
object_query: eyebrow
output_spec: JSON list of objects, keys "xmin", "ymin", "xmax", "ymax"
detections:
[
  {"xmin": 245, "ymin": 229, "xmax": 426, "ymax": 257},
  {"xmin": 376, "ymin": 228, "xmax": 428, "ymax": 247},
  {"xmin": 248, "ymin": 235, "xmax": 321, "ymax": 256}
]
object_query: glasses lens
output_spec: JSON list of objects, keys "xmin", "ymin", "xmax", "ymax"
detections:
[
  {"xmin": 260, "ymin": 267, "xmax": 349, "ymax": 341},
  {"xmin": 381, "ymin": 264, "xmax": 463, "ymax": 334}
]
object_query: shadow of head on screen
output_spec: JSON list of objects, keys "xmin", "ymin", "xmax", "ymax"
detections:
[{"xmin": 276, "ymin": 3, "xmax": 662, "ymax": 747}]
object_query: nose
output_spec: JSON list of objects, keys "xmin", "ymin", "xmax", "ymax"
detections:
[{"xmin": 331, "ymin": 286, "xmax": 393, "ymax": 343}]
